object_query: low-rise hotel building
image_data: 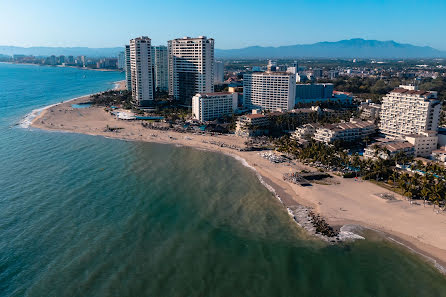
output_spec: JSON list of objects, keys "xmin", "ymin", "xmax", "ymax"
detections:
[
  {"xmin": 192, "ymin": 92, "xmax": 237, "ymax": 122},
  {"xmin": 404, "ymin": 131, "xmax": 438, "ymax": 157},
  {"xmin": 364, "ymin": 140, "xmax": 415, "ymax": 160},
  {"xmin": 312, "ymin": 120, "xmax": 376, "ymax": 144}
]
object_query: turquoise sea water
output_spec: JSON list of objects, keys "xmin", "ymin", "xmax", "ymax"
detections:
[{"xmin": 1, "ymin": 63, "xmax": 446, "ymax": 296}]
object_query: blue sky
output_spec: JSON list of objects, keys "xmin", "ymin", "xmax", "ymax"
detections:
[{"xmin": 1, "ymin": 0, "xmax": 445, "ymax": 50}]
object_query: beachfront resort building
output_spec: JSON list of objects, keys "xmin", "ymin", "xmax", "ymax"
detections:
[
  {"xmin": 236, "ymin": 112, "xmax": 272, "ymax": 137},
  {"xmin": 124, "ymin": 45, "xmax": 131, "ymax": 91},
  {"xmin": 379, "ymin": 85, "xmax": 441, "ymax": 138},
  {"xmin": 151, "ymin": 46, "xmax": 168, "ymax": 92},
  {"xmin": 243, "ymin": 72, "xmax": 296, "ymax": 111},
  {"xmin": 168, "ymin": 36, "xmax": 214, "ymax": 106},
  {"xmin": 130, "ymin": 37, "xmax": 154, "ymax": 107},
  {"xmin": 192, "ymin": 92, "xmax": 237, "ymax": 122},
  {"xmin": 364, "ymin": 139, "xmax": 415, "ymax": 160},
  {"xmin": 312, "ymin": 119, "xmax": 376, "ymax": 144}
]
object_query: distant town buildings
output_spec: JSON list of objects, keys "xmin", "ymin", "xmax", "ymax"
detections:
[
  {"xmin": 168, "ymin": 36, "xmax": 214, "ymax": 106},
  {"xmin": 130, "ymin": 36, "xmax": 154, "ymax": 107},
  {"xmin": 118, "ymin": 51, "xmax": 125, "ymax": 69},
  {"xmin": 192, "ymin": 92, "xmax": 237, "ymax": 122},
  {"xmin": 243, "ymin": 72, "xmax": 296, "ymax": 111}
]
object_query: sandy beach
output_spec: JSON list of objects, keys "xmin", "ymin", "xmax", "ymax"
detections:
[{"xmin": 29, "ymin": 90, "xmax": 446, "ymax": 272}]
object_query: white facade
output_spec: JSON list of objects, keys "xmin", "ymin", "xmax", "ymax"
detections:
[
  {"xmin": 151, "ymin": 46, "xmax": 168, "ymax": 92},
  {"xmin": 379, "ymin": 88, "xmax": 441, "ymax": 138},
  {"xmin": 404, "ymin": 131, "xmax": 438, "ymax": 157},
  {"xmin": 168, "ymin": 36, "xmax": 214, "ymax": 106},
  {"xmin": 243, "ymin": 72, "xmax": 296, "ymax": 111},
  {"xmin": 313, "ymin": 120, "xmax": 376, "ymax": 144},
  {"xmin": 214, "ymin": 61, "xmax": 224, "ymax": 84},
  {"xmin": 124, "ymin": 45, "xmax": 131, "ymax": 91},
  {"xmin": 130, "ymin": 37, "xmax": 154, "ymax": 106},
  {"xmin": 192, "ymin": 92, "xmax": 237, "ymax": 122}
]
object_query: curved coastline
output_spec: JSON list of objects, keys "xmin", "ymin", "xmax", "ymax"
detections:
[{"xmin": 25, "ymin": 94, "xmax": 446, "ymax": 275}]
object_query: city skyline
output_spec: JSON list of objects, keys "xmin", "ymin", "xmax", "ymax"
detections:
[{"xmin": 1, "ymin": 0, "xmax": 446, "ymax": 50}]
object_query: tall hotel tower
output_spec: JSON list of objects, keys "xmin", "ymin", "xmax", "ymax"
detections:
[
  {"xmin": 124, "ymin": 45, "xmax": 131, "ymax": 91},
  {"xmin": 130, "ymin": 36, "xmax": 154, "ymax": 107},
  {"xmin": 151, "ymin": 46, "xmax": 168, "ymax": 92},
  {"xmin": 168, "ymin": 36, "xmax": 214, "ymax": 106}
]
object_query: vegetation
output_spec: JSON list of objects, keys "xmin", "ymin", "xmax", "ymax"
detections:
[
  {"xmin": 91, "ymin": 90, "xmax": 133, "ymax": 109},
  {"xmin": 274, "ymin": 137, "xmax": 446, "ymax": 210}
]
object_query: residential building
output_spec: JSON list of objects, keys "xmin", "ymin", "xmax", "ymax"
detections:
[
  {"xmin": 151, "ymin": 46, "xmax": 168, "ymax": 92},
  {"xmin": 118, "ymin": 51, "xmax": 125, "ymax": 69},
  {"xmin": 130, "ymin": 36, "xmax": 154, "ymax": 107},
  {"xmin": 192, "ymin": 92, "xmax": 237, "ymax": 122},
  {"xmin": 214, "ymin": 61, "xmax": 224, "ymax": 84},
  {"xmin": 124, "ymin": 45, "xmax": 131, "ymax": 91},
  {"xmin": 404, "ymin": 131, "xmax": 438, "ymax": 157},
  {"xmin": 243, "ymin": 72, "xmax": 296, "ymax": 111},
  {"xmin": 313, "ymin": 119, "xmax": 376, "ymax": 144},
  {"xmin": 379, "ymin": 86, "xmax": 441, "ymax": 138},
  {"xmin": 168, "ymin": 36, "xmax": 214, "ymax": 106}
]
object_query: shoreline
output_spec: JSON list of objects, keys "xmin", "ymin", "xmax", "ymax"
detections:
[
  {"xmin": 27, "ymin": 94, "xmax": 446, "ymax": 274},
  {"xmin": 19, "ymin": 80, "xmax": 125, "ymax": 128},
  {"xmin": 0, "ymin": 61, "xmax": 123, "ymax": 72}
]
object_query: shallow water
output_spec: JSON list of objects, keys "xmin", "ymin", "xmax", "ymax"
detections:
[{"xmin": 1, "ymin": 63, "xmax": 446, "ymax": 297}]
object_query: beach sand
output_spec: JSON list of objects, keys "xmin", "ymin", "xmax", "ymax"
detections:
[{"xmin": 29, "ymin": 91, "xmax": 446, "ymax": 272}]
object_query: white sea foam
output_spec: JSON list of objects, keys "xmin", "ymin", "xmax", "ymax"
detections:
[
  {"xmin": 387, "ymin": 237, "xmax": 446, "ymax": 275},
  {"xmin": 19, "ymin": 103, "xmax": 59, "ymax": 128},
  {"xmin": 18, "ymin": 94, "xmax": 94, "ymax": 129}
]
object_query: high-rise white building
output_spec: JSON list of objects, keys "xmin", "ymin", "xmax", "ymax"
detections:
[
  {"xmin": 214, "ymin": 61, "xmax": 224, "ymax": 84},
  {"xmin": 168, "ymin": 36, "xmax": 214, "ymax": 106},
  {"xmin": 192, "ymin": 92, "xmax": 237, "ymax": 122},
  {"xmin": 151, "ymin": 46, "xmax": 168, "ymax": 92},
  {"xmin": 379, "ymin": 85, "xmax": 441, "ymax": 138},
  {"xmin": 243, "ymin": 72, "xmax": 296, "ymax": 111},
  {"xmin": 130, "ymin": 37, "xmax": 154, "ymax": 107},
  {"xmin": 124, "ymin": 45, "xmax": 131, "ymax": 91}
]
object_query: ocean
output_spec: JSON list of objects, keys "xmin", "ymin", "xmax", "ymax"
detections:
[{"xmin": 0, "ymin": 62, "xmax": 445, "ymax": 297}]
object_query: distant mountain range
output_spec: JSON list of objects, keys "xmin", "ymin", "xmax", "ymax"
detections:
[
  {"xmin": 0, "ymin": 46, "xmax": 124, "ymax": 57},
  {"xmin": 215, "ymin": 39, "xmax": 446, "ymax": 59},
  {"xmin": 1, "ymin": 39, "xmax": 445, "ymax": 59}
]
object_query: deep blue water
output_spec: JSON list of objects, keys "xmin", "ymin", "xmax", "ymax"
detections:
[{"xmin": 1, "ymin": 63, "xmax": 446, "ymax": 297}]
